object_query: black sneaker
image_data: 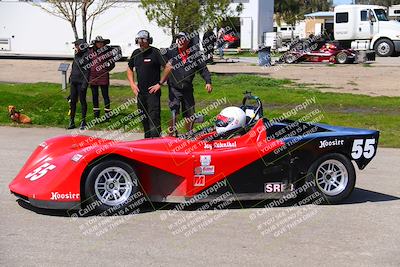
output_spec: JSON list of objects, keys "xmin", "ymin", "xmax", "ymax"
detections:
[
  {"xmin": 79, "ymin": 120, "xmax": 87, "ymax": 130},
  {"xmin": 67, "ymin": 119, "xmax": 75, "ymax": 130}
]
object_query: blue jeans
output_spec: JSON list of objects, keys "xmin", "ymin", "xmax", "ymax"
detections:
[{"xmin": 218, "ymin": 45, "xmax": 224, "ymax": 58}]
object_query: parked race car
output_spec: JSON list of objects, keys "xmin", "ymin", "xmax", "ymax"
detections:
[
  {"xmin": 223, "ymin": 32, "xmax": 240, "ymax": 49},
  {"xmin": 284, "ymin": 43, "xmax": 357, "ymax": 64},
  {"xmin": 9, "ymin": 93, "xmax": 379, "ymax": 214}
]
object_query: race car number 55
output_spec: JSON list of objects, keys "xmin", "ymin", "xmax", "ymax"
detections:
[
  {"xmin": 351, "ymin": 139, "xmax": 375, "ymax": 159},
  {"xmin": 25, "ymin": 163, "xmax": 56, "ymax": 181}
]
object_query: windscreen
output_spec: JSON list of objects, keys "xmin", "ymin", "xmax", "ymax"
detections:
[{"xmin": 374, "ymin": 9, "xmax": 389, "ymax": 21}]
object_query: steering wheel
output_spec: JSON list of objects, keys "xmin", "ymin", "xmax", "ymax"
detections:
[{"xmin": 240, "ymin": 91, "xmax": 263, "ymax": 125}]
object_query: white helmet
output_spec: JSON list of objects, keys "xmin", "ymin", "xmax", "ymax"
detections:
[{"xmin": 216, "ymin": 107, "xmax": 246, "ymax": 135}]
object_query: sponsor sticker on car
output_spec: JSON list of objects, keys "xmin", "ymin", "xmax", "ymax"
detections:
[
  {"xmin": 193, "ymin": 175, "xmax": 206, "ymax": 187},
  {"xmin": 319, "ymin": 139, "xmax": 344, "ymax": 148},
  {"xmin": 50, "ymin": 192, "xmax": 80, "ymax": 201},
  {"xmin": 194, "ymin": 166, "xmax": 215, "ymax": 175},
  {"xmin": 213, "ymin": 141, "xmax": 237, "ymax": 149},
  {"xmin": 264, "ymin": 183, "xmax": 293, "ymax": 193},
  {"xmin": 200, "ymin": 155, "xmax": 211, "ymax": 166}
]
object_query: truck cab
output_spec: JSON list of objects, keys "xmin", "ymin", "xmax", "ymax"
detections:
[{"xmin": 334, "ymin": 5, "xmax": 400, "ymax": 56}]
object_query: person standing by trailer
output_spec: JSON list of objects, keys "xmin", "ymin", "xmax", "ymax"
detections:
[
  {"xmin": 202, "ymin": 29, "xmax": 217, "ymax": 64},
  {"xmin": 217, "ymin": 27, "xmax": 226, "ymax": 59},
  {"xmin": 68, "ymin": 39, "xmax": 90, "ymax": 130},
  {"xmin": 127, "ymin": 30, "xmax": 172, "ymax": 138},
  {"xmin": 89, "ymin": 36, "xmax": 115, "ymax": 121},
  {"xmin": 165, "ymin": 32, "xmax": 213, "ymax": 135}
]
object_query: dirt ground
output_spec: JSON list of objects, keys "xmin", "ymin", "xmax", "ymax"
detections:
[{"xmin": 0, "ymin": 57, "xmax": 399, "ymax": 97}]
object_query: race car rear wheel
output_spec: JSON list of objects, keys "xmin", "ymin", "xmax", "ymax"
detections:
[
  {"xmin": 284, "ymin": 53, "xmax": 297, "ymax": 64},
  {"xmin": 84, "ymin": 159, "xmax": 139, "ymax": 214},
  {"xmin": 336, "ymin": 52, "xmax": 348, "ymax": 64},
  {"xmin": 305, "ymin": 153, "xmax": 355, "ymax": 204}
]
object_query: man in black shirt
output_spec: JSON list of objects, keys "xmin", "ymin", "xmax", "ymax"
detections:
[
  {"xmin": 127, "ymin": 30, "xmax": 172, "ymax": 138},
  {"xmin": 165, "ymin": 32, "xmax": 212, "ymax": 135}
]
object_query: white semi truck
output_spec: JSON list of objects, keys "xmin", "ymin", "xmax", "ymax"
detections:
[{"xmin": 334, "ymin": 5, "xmax": 400, "ymax": 57}]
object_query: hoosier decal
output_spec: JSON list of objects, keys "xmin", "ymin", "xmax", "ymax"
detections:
[
  {"xmin": 50, "ymin": 192, "xmax": 80, "ymax": 201},
  {"xmin": 319, "ymin": 139, "xmax": 344, "ymax": 148}
]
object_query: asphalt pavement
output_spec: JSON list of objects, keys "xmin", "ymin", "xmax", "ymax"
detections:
[{"xmin": 0, "ymin": 126, "xmax": 399, "ymax": 266}]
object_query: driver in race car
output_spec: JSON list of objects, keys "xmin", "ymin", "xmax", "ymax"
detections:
[{"xmin": 214, "ymin": 106, "xmax": 247, "ymax": 139}]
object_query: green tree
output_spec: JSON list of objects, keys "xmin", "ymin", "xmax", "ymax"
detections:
[
  {"xmin": 275, "ymin": 0, "xmax": 302, "ymax": 40},
  {"xmin": 303, "ymin": 0, "xmax": 333, "ymax": 13},
  {"xmin": 139, "ymin": 0, "xmax": 241, "ymax": 37}
]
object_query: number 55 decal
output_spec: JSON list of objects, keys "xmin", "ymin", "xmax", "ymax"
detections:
[
  {"xmin": 351, "ymin": 139, "xmax": 375, "ymax": 159},
  {"xmin": 25, "ymin": 163, "xmax": 56, "ymax": 181}
]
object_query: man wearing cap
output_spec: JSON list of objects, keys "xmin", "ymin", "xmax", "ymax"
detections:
[
  {"xmin": 127, "ymin": 30, "xmax": 172, "ymax": 138},
  {"xmin": 164, "ymin": 32, "xmax": 212, "ymax": 135},
  {"xmin": 89, "ymin": 36, "xmax": 116, "ymax": 121},
  {"xmin": 68, "ymin": 39, "xmax": 90, "ymax": 130}
]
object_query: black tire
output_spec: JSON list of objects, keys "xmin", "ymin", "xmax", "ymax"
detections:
[
  {"xmin": 284, "ymin": 53, "xmax": 297, "ymax": 64},
  {"xmin": 84, "ymin": 159, "xmax": 139, "ymax": 214},
  {"xmin": 304, "ymin": 153, "xmax": 356, "ymax": 204},
  {"xmin": 374, "ymin": 39, "xmax": 394, "ymax": 57},
  {"xmin": 336, "ymin": 52, "xmax": 348, "ymax": 64}
]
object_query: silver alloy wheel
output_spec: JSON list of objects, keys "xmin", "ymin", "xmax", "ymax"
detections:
[
  {"xmin": 285, "ymin": 54, "xmax": 296, "ymax": 64},
  {"xmin": 315, "ymin": 159, "xmax": 348, "ymax": 196},
  {"xmin": 94, "ymin": 166, "xmax": 134, "ymax": 206},
  {"xmin": 336, "ymin": 52, "xmax": 347, "ymax": 64},
  {"xmin": 377, "ymin": 42, "xmax": 390, "ymax": 56}
]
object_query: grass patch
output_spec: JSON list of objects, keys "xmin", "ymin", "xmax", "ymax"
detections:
[
  {"xmin": 1, "ymin": 74, "xmax": 399, "ymax": 147},
  {"xmin": 110, "ymin": 71, "xmax": 129, "ymax": 80}
]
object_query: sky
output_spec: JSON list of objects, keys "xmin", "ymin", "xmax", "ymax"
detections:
[{"xmin": 333, "ymin": 0, "xmax": 353, "ymax": 5}]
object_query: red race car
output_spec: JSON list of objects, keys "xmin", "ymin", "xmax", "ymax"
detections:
[
  {"xmin": 9, "ymin": 93, "xmax": 379, "ymax": 214},
  {"xmin": 284, "ymin": 43, "xmax": 356, "ymax": 64}
]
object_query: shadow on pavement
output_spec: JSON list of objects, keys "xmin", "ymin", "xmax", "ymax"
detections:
[
  {"xmin": 341, "ymin": 188, "xmax": 400, "ymax": 204},
  {"xmin": 15, "ymin": 187, "xmax": 399, "ymax": 217}
]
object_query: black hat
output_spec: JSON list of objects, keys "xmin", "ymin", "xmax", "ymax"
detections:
[
  {"xmin": 176, "ymin": 32, "xmax": 189, "ymax": 40},
  {"xmin": 73, "ymin": 39, "xmax": 87, "ymax": 46},
  {"xmin": 92, "ymin": 36, "xmax": 110, "ymax": 45},
  {"xmin": 73, "ymin": 39, "xmax": 89, "ymax": 51}
]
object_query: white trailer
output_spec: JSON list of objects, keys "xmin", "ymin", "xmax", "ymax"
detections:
[
  {"xmin": 0, "ymin": 0, "xmax": 274, "ymax": 58},
  {"xmin": 334, "ymin": 4, "xmax": 400, "ymax": 57},
  {"xmin": 388, "ymin": 5, "xmax": 400, "ymax": 20}
]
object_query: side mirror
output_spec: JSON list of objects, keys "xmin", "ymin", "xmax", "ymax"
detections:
[{"xmin": 369, "ymin": 11, "xmax": 376, "ymax": 23}]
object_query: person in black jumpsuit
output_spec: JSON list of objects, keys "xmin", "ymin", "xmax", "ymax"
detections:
[
  {"xmin": 165, "ymin": 32, "xmax": 213, "ymax": 135},
  {"xmin": 68, "ymin": 39, "xmax": 90, "ymax": 130},
  {"xmin": 127, "ymin": 30, "xmax": 172, "ymax": 138}
]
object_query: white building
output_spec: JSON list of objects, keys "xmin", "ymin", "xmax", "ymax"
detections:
[{"xmin": 0, "ymin": 0, "xmax": 274, "ymax": 58}]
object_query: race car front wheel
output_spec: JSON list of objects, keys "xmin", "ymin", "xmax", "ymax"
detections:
[
  {"xmin": 336, "ymin": 52, "xmax": 348, "ymax": 64},
  {"xmin": 305, "ymin": 153, "xmax": 355, "ymax": 204},
  {"xmin": 84, "ymin": 159, "xmax": 139, "ymax": 214}
]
